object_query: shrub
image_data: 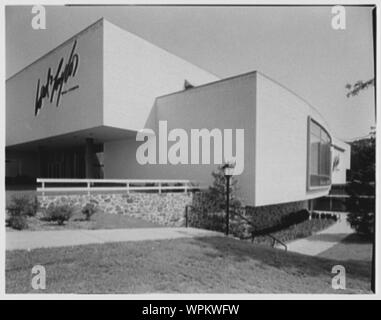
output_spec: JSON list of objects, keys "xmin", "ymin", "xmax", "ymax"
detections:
[
  {"xmin": 194, "ymin": 165, "xmax": 242, "ymax": 212},
  {"xmin": 347, "ymin": 211, "xmax": 374, "ymax": 238},
  {"xmin": 44, "ymin": 204, "xmax": 74, "ymax": 225},
  {"xmin": 188, "ymin": 208, "xmax": 225, "ymax": 232},
  {"xmin": 346, "ymin": 182, "xmax": 375, "ymax": 238},
  {"xmin": 6, "ymin": 194, "xmax": 40, "ymax": 230},
  {"xmin": 252, "ymin": 218, "xmax": 335, "ymax": 246},
  {"xmin": 7, "ymin": 214, "xmax": 28, "ymax": 230},
  {"xmin": 188, "ymin": 165, "xmax": 243, "ymax": 234},
  {"xmin": 246, "ymin": 203, "xmax": 309, "ymax": 236},
  {"xmin": 7, "ymin": 194, "xmax": 39, "ymax": 217},
  {"xmin": 82, "ymin": 203, "xmax": 98, "ymax": 221},
  {"xmin": 6, "ymin": 211, "xmax": 28, "ymax": 230}
]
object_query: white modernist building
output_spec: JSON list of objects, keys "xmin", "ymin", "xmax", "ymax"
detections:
[{"xmin": 6, "ymin": 18, "xmax": 350, "ymax": 207}]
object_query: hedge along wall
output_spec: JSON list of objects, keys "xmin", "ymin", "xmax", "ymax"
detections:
[
  {"xmin": 187, "ymin": 191, "xmax": 309, "ymax": 238},
  {"xmin": 244, "ymin": 200, "xmax": 309, "ymax": 235},
  {"xmin": 38, "ymin": 192, "xmax": 194, "ymax": 227}
]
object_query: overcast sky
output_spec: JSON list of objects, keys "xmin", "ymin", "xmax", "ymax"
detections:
[{"xmin": 6, "ymin": 5, "xmax": 375, "ymax": 141}]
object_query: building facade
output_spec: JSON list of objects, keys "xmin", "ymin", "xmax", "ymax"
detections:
[{"xmin": 6, "ymin": 18, "xmax": 351, "ymax": 206}]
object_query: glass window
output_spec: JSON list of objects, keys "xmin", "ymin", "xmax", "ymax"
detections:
[{"xmin": 308, "ymin": 119, "xmax": 331, "ymax": 188}]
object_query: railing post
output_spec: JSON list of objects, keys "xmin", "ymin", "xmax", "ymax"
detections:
[
  {"xmin": 87, "ymin": 181, "xmax": 90, "ymax": 196},
  {"xmin": 185, "ymin": 205, "xmax": 188, "ymax": 228},
  {"xmin": 158, "ymin": 182, "xmax": 161, "ymax": 194},
  {"xmin": 184, "ymin": 183, "xmax": 188, "ymax": 194},
  {"xmin": 126, "ymin": 182, "xmax": 130, "ymax": 194}
]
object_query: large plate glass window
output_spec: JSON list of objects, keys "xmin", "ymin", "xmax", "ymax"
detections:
[{"xmin": 308, "ymin": 118, "xmax": 331, "ymax": 188}]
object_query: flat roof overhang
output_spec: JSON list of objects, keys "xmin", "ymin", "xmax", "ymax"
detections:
[{"xmin": 6, "ymin": 126, "xmax": 138, "ymax": 151}]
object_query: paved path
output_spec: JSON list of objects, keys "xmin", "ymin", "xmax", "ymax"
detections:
[
  {"xmin": 6, "ymin": 227, "xmax": 224, "ymax": 251},
  {"xmin": 284, "ymin": 214, "xmax": 355, "ymax": 256}
]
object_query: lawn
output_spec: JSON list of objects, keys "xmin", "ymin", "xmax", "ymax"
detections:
[
  {"xmin": 6, "ymin": 188, "xmax": 160, "ymax": 231},
  {"xmin": 6, "ymin": 210, "xmax": 160, "ymax": 232},
  {"xmin": 318, "ymin": 233, "xmax": 373, "ymax": 262},
  {"xmin": 6, "ymin": 236, "xmax": 372, "ymax": 294}
]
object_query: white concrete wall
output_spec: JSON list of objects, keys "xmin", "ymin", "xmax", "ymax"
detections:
[
  {"xmin": 331, "ymin": 138, "xmax": 351, "ymax": 185},
  {"xmin": 6, "ymin": 20, "xmax": 104, "ymax": 146},
  {"xmin": 7, "ymin": 15, "xmax": 342, "ymax": 206},
  {"xmin": 104, "ymin": 73, "xmax": 257, "ymax": 204},
  {"xmin": 255, "ymin": 72, "xmax": 331, "ymax": 206},
  {"xmin": 102, "ymin": 19, "xmax": 219, "ymax": 131}
]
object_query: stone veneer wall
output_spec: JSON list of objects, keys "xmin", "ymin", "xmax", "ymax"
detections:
[
  {"xmin": 38, "ymin": 192, "xmax": 194, "ymax": 227},
  {"xmin": 187, "ymin": 197, "xmax": 309, "ymax": 238}
]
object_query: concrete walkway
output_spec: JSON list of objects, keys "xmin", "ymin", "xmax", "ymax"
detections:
[
  {"xmin": 284, "ymin": 214, "xmax": 355, "ymax": 256},
  {"xmin": 6, "ymin": 227, "xmax": 224, "ymax": 251}
]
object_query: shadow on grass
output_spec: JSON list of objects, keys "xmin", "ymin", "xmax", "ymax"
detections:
[
  {"xmin": 340, "ymin": 233, "xmax": 373, "ymax": 244},
  {"xmin": 303, "ymin": 233, "xmax": 373, "ymax": 244},
  {"xmin": 193, "ymin": 236, "xmax": 372, "ymax": 282}
]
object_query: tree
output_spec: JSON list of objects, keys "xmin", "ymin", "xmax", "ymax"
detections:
[
  {"xmin": 345, "ymin": 77, "xmax": 376, "ymax": 292},
  {"xmin": 345, "ymin": 78, "xmax": 376, "ymax": 119},
  {"xmin": 190, "ymin": 165, "xmax": 244, "ymax": 236},
  {"xmin": 345, "ymin": 78, "xmax": 374, "ymax": 98},
  {"xmin": 348, "ymin": 137, "xmax": 375, "ymax": 183},
  {"xmin": 206, "ymin": 165, "xmax": 242, "ymax": 213},
  {"xmin": 346, "ymin": 137, "xmax": 375, "ymax": 238}
]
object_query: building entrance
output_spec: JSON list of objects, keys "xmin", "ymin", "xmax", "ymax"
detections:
[{"xmin": 41, "ymin": 143, "xmax": 103, "ymax": 179}]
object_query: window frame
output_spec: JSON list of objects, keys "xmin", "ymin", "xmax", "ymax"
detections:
[{"xmin": 307, "ymin": 116, "xmax": 332, "ymax": 191}]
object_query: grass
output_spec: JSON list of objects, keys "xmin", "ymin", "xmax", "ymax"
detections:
[
  {"xmin": 318, "ymin": 233, "xmax": 373, "ymax": 262},
  {"xmin": 6, "ymin": 187, "xmax": 160, "ymax": 231},
  {"xmin": 6, "ymin": 188, "xmax": 36, "ymax": 207},
  {"xmin": 6, "ymin": 188, "xmax": 163, "ymax": 231},
  {"xmin": 6, "ymin": 236, "xmax": 372, "ymax": 294},
  {"xmin": 6, "ymin": 210, "xmax": 160, "ymax": 231}
]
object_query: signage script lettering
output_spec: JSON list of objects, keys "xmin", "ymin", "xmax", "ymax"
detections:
[{"xmin": 34, "ymin": 40, "xmax": 79, "ymax": 116}]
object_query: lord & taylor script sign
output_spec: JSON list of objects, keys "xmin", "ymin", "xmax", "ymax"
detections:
[{"xmin": 34, "ymin": 40, "xmax": 79, "ymax": 116}]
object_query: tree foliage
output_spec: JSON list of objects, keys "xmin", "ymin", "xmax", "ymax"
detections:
[
  {"xmin": 345, "ymin": 78, "xmax": 374, "ymax": 97},
  {"xmin": 346, "ymin": 137, "xmax": 375, "ymax": 238},
  {"xmin": 206, "ymin": 165, "xmax": 242, "ymax": 213},
  {"xmin": 188, "ymin": 165, "xmax": 244, "ymax": 236},
  {"xmin": 348, "ymin": 137, "xmax": 375, "ymax": 184}
]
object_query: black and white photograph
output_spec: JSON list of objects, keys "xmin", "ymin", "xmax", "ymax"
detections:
[{"xmin": 2, "ymin": 1, "xmax": 377, "ymax": 300}]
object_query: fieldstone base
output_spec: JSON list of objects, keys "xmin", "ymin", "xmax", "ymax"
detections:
[{"xmin": 38, "ymin": 192, "xmax": 194, "ymax": 227}]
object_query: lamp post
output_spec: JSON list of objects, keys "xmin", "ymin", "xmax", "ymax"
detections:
[{"xmin": 222, "ymin": 162, "xmax": 235, "ymax": 236}]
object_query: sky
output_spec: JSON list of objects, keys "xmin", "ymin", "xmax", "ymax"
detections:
[{"xmin": 5, "ymin": 5, "xmax": 375, "ymax": 141}]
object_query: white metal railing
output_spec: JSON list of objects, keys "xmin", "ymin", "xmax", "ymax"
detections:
[
  {"xmin": 36, "ymin": 178, "xmax": 203, "ymax": 195},
  {"xmin": 325, "ymin": 194, "xmax": 375, "ymax": 199}
]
